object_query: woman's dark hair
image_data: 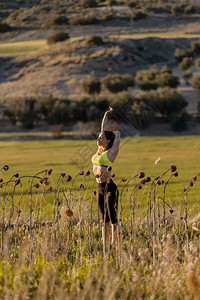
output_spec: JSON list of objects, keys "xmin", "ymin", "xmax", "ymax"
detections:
[{"xmin": 103, "ymin": 130, "xmax": 115, "ymax": 150}]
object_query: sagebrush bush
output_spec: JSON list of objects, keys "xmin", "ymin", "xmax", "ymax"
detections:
[
  {"xmin": 46, "ymin": 31, "xmax": 69, "ymax": 45},
  {"xmin": 85, "ymin": 35, "xmax": 104, "ymax": 47},
  {"xmin": 182, "ymin": 69, "xmax": 192, "ymax": 84},
  {"xmin": 101, "ymin": 74, "xmax": 135, "ymax": 93},
  {"xmin": 178, "ymin": 57, "xmax": 193, "ymax": 70},
  {"xmin": 140, "ymin": 88, "xmax": 187, "ymax": 119},
  {"xmin": 191, "ymin": 74, "xmax": 200, "ymax": 89},
  {"xmin": 102, "ymin": 14, "xmax": 113, "ymax": 21},
  {"xmin": 0, "ymin": 22, "xmax": 11, "ymax": 33},
  {"xmin": 49, "ymin": 15, "xmax": 68, "ymax": 26},
  {"xmin": 195, "ymin": 58, "xmax": 200, "ymax": 70},
  {"xmin": 82, "ymin": 78, "xmax": 101, "ymax": 95},
  {"xmin": 69, "ymin": 16, "xmax": 97, "ymax": 25},
  {"xmin": 184, "ymin": 4, "xmax": 196, "ymax": 14},
  {"xmin": 171, "ymin": 3, "xmax": 185, "ymax": 16},
  {"xmin": 191, "ymin": 40, "xmax": 200, "ymax": 55}
]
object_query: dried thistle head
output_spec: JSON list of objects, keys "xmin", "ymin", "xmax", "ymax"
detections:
[
  {"xmin": 47, "ymin": 186, "xmax": 53, "ymax": 192},
  {"xmin": 34, "ymin": 183, "xmax": 40, "ymax": 189},
  {"xmin": 189, "ymin": 181, "xmax": 193, "ymax": 187},
  {"xmin": 183, "ymin": 188, "xmax": 187, "ymax": 192},
  {"xmin": 146, "ymin": 177, "xmax": 151, "ymax": 182},
  {"xmin": 121, "ymin": 178, "xmax": 127, "ymax": 182},
  {"xmin": 46, "ymin": 169, "xmax": 52, "ymax": 176},
  {"xmin": 79, "ymin": 171, "xmax": 84, "ymax": 175},
  {"xmin": 111, "ymin": 173, "xmax": 115, "ymax": 178},
  {"xmin": 154, "ymin": 176, "xmax": 160, "ymax": 181},
  {"xmin": 92, "ymin": 191, "xmax": 96, "ymax": 196},
  {"xmin": 14, "ymin": 178, "xmax": 20, "ymax": 186},
  {"xmin": 79, "ymin": 184, "xmax": 84, "ymax": 189},
  {"xmin": 193, "ymin": 176, "xmax": 197, "ymax": 182},
  {"xmin": 173, "ymin": 171, "xmax": 178, "ymax": 177},
  {"xmin": 43, "ymin": 181, "xmax": 50, "ymax": 186},
  {"xmin": 13, "ymin": 173, "xmax": 19, "ymax": 178},
  {"xmin": 61, "ymin": 173, "xmax": 66, "ymax": 178},
  {"xmin": 138, "ymin": 172, "xmax": 145, "ymax": 179},
  {"xmin": 65, "ymin": 209, "xmax": 73, "ymax": 217},
  {"xmin": 170, "ymin": 165, "xmax": 177, "ymax": 172},
  {"xmin": 141, "ymin": 179, "xmax": 146, "ymax": 185},
  {"xmin": 85, "ymin": 170, "xmax": 90, "ymax": 176},
  {"xmin": 169, "ymin": 209, "xmax": 174, "ymax": 214},
  {"xmin": 138, "ymin": 185, "xmax": 142, "ymax": 190},
  {"xmin": 2, "ymin": 165, "xmax": 9, "ymax": 171},
  {"xmin": 0, "ymin": 179, "xmax": 3, "ymax": 183},
  {"xmin": 107, "ymin": 166, "xmax": 112, "ymax": 172},
  {"xmin": 66, "ymin": 175, "xmax": 72, "ymax": 182},
  {"xmin": 95, "ymin": 174, "xmax": 100, "ymax": 179},
  {"xmin": 156, "ymin": 180, "xmax": 162, "ymax": 185},
  {"xmin": 16, "ymin": 209, "xmax": 22, "ymax": 215}
]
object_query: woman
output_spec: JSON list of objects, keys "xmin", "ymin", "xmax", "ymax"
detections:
[{"xmin": 92, "ymin": 108, "xmax": 120, "ymax": 244}]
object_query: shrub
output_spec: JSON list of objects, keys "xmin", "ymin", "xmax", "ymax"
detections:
[
  {"xmin": 132, "ymin": 10, "xmax": 146, "ymax": 20},
  {"xmin": 82, "ymin": 78, "xmax": 101, "ymax": 95},
  {"xmin": 191, "ymin": 40, "xmax": 200, "ymax": 55},
  {"xmin": 182, "ymin": 69, "xmax": 192, "ymax": 84},
  {"xmin": 156, "ymin": 73, "xmax": 179, "ymax": 88},
  {"xmin": 195, "ymin": 58, "xmax": 200, "ymax": 70},
  {"xmin": 174, "ymin": 48, "xmax": 193, "ymax": 63},
  {"xmin": 46, "ymin": 31, "xmax": 69, "ymax": 45},
  {"xmin": 35, "ymin": 95, "xmax": 71, "ymax": 125},
  {"xmin": 140, "ymin": 88, "xmax": 187, "ymax": 119},
  {"xmin": 102, "ymin": 14, "xmax": 113, "ymax": 21},
  {"xmin": 191, "ymin": 74, "xmax": 200, "ymax": 89},
  {"xmin": 161, "ymin": 66, "xmax": 172, "ymax": 74},
  {"xmin": 171, "ymin": 3, "xmax": 184, "ymax": 16},
  {"xmin": 178, "ymin": 57, "xmax": 193, "ymax": 70},
  {"xmin": 184, "ymin": 5, "xmax": 196, "ymax": 14},
  {"xmin": 79, "ymin": 0, "xmax": 97, "ymax": 8},
  {"xmin": 5, "ymin": 98, "xmax": 37, "ymax": 129},
  {"xmin": 171, "ymin": 112, "xmax": 188, "ymax": 131},
  {"xmin": 136, "ymin": 66, "xmax": 159, "ymax": 90},
  {"xmin": 85, "ymin": 36, "xmax": 104, "ymax": 47},
  {"xmin": 101, "ymin": 74, "xmax": 134, "ymax": 93},
  {"xmin": 69, "ymin": 17, "xmax": 97, "ymax": 25},
  {"xmin": 0, "ymin": 22, "xmax": 11, "ymax": 33},
  {"xmin": 50, "ymin": 16, "xmax": 68, "ymax": 26}
]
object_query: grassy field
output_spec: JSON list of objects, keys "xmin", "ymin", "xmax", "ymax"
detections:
[
  {"xmin": 1, "ymin": 32, "xmax": 200, "ymax": 54},
  {"xmin": 0, "ymin": 135, "xmax": 200, "ymax": 299},
  {"xmin": 1, "ymin": 135, "xmax": 200, "ymax": 218}
]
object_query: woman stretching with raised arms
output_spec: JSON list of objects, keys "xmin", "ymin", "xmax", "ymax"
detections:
[{"xmin": 91, "ymin": 107, "xmax": 120, "ymax": 245}]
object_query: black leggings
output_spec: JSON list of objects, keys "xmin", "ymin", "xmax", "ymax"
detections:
[{"xmin": 97, "ymin": 179, "xmax": 118, "ymax": 224}]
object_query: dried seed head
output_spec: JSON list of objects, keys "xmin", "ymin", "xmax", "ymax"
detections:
[
  {"xmin": 156, "ymin": 180, "xmax": 162, "ymax": 185},
  {"xmin": 121, "ymin": 178, "xmax": 127, "ymax": 182},
  {"xmin": 183, "ymin": 188, "xmax": 187, "ymax": 192},
  {"xmin": 193, "ymin": 176, "xmax": 197, "ymax": 182},
  {"xmin": 43, "ymin": 181, "xmax": 50, "ymax": 186},
  {"xmin": 170, "ymin": 165, "xmax": 177, "ymax": 172},
  {"xmin": 66, "ymin": 175, "xmax": 72, "ymax": 182},
  {"xmin": 169, "ymin": 209, "xmax": 174, "ymax": 214},
  {"xmin": 141, "ymin": 179, "xmax": 146, "ymax": 185},
  {"xmin": 138, "ymin": 185, "xmax": 142, "ymax": 190},
  {"xmin": 92, "ymin": 191, "xmax": 96, "ymax": 196},
  {"xmin": 13, "ymin": 173, "xmax": 19, "ymax": 178},
  {"xmin": 0, "ymin": 178, "xmax": 3, "ymax": 183},
  {"xmin": 154, "ymin": 176, "xmax": 160, "ymax": 181},
  {"xmin": 111, "ymin": 173, "xmax": 115, "ymax": 178},
  {"xmin": 107, "ymin": 178, "xmax": 112, "ymax": 184},
  {"xmin": 61, "ymin": 173, "xmax": 66, "ymax": 178},
  {"xmin": 79, "ymin": 171, "xmax": 84, "ymax": 175},
  {"xmin": 14, "ymin": 178, "xmax": 20, "ymax": 186},
  {"xmin": 79, "ymin": 184, "xmax": 84, "ymax": 189},
  {"xmin": 95, "ymin": 174, "xmax": 100, "ymax": 178},
  {"xmin": 3, "ymin": 165, "xmax": 9, "ymax": 171},
  {"xmin": 47, "ymin": 186, "xmax": 53, "ymax": 192},
  {"xmin": 58, "ymin": 201, "xmax": 61, "ymax": 206},
  {"xmin": 34, "ymin": 183, "xmax": 40, "ymax": 189},
  {"xmin": 65, "ymin": 209, "xmax": 73, "ymax": 217},
  {"xmin": 138, "ymin": 172, "xmax": 145, "ymax": 179},
  {"xmin": 85, "ymin": 170, "xmax": 90, "ymax": 176},
  {"xmin": 16, "ymin": 210, "xmax": 22, "ymax": 215},
  {"xmin": 189, "ymin": 182, "xmax": 193, "ymax": 187},
  {"xmin": 173, "ymin": 171, "xmax": 178, "ymax": 177},
  {"xmin": 46, "ymin": 169, "xmax": 52, "ymax": 176},
  {"xmin": 146, "ymin": 177, "xmax": 151, "ymax": 182},
  {"xmin": 107, "ymin": 166, "xmax": 112, "ymax": 172}
]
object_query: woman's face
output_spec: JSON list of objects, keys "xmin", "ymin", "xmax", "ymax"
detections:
[{"xmin": 97, "ymin": 132, "xmax": 109, "ymax": 148}]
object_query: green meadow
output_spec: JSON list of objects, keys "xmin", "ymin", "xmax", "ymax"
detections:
[{"xmin": 1, "ymin": 135, "xmax": 200, "ymax": 219}]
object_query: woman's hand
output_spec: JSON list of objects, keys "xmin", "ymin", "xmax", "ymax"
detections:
[{"xmin": 105, "ymin": 106, "xmax": 114, "ymax": 116}]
